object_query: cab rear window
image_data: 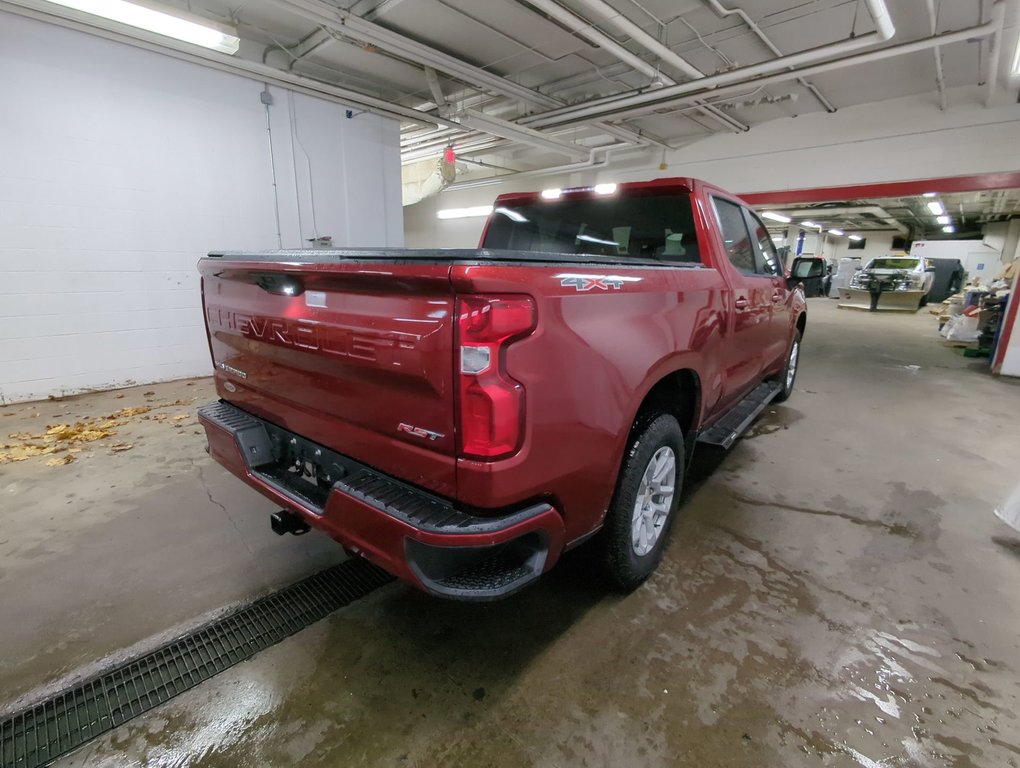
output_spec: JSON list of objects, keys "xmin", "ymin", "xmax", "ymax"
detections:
[{"xmin": 482, "ymin": 194, "xmax": 701, "ymax": 264}]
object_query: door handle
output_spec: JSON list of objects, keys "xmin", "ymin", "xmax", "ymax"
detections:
[{"xmin": 734, "ymin": 297, "xmax": 749, "ymax": 310}]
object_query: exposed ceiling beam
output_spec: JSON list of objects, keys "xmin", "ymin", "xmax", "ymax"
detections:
[
  {"xmin": 270, "ymin": 0, "xmax": 564, "ymax": 109},
  {"xmin": 0, "ymin": 0, "xmax": 461, "ymax": 129}
]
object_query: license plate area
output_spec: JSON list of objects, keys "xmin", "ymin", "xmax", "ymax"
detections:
[{"xmin": 253, "ymin": 422, "xmax": 358, "ymax": 514}]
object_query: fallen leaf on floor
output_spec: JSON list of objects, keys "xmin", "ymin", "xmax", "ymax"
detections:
[
  {"xmin": 153, "ymin": 414, "xmax": 168, "ymax": 422},
  {"xmin": 112, "ymin": 406, "xmax": 152, "ymax": 418},
  {"xmin": 115, "ymin": 394, "xmax": 125, "ymax": 399},
  {"xmin": 143, "ymin": 391, "xmax": 155, "ymax": 396},
  {"xmin": 109, "ymin": 443, "xmax": 133, "ymax": 452},
  {"xmin": 172, "ymin": 415, "xmax": 188, "ymax": 420},
  {"xmin": 46, "ymin": 454, "xmax": 76, "ymax": 466}
]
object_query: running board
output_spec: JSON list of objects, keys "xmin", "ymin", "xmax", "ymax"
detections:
[{"xmin": 696, "ymin": 381, "xmax": 783, "ymax": 449}]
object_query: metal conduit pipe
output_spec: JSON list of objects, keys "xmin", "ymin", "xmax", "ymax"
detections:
[
  {"xmin": 922, "ymin": 0, "xmax": 948, "ymax": 110},
  {"xmin": 699, "ymin": 0, "xmax": 836, "ymax": 113},
  {"xmin": 539, "ymin": 19, "xmax": 999, "ymax": 127},
  {"xmin": 985, "ymin": 0, "xmax": 1007, "ymax": 106},
  {"xmin": 442, "ymin": 143, "xmax": 630, "ymax": 190},
  {"xmin": 522, "ymin": 0, "xmax": 896, "ymax": 128},
  {"xmin": 520, "ymin": 0, "xmax": 748, "ymax": 133},
  {"xmin": 572, "ymin": 0, "xmax": 750, "ymax": 130},
  {"xmin": 0, "ymin": 0, "xmax": 461, "ymax": 129}
]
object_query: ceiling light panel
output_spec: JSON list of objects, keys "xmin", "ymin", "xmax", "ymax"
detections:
[{"xmin": 43, "ymin": 0, "xmax": 240, "ymax": 52}]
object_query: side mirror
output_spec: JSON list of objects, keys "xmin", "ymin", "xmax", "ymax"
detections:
[{"xmin": 925, "ymin": 266, "xmax": 936, "ymax": 272}]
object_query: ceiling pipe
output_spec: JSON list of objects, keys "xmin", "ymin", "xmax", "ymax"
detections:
[
  {"xmin": 985, "ymin": 0, "xmax": 1007, "ymax": 106},
  {"xmin": 698, "ymin": 0, "xmax": 836, "ymax": 113},
  {"xmin": 272, "ymin": 0, "xmax": 563, "ymax": 109},
  {"xmin": 271, "ymin": 0, "xmax": 662, "ymax": 155},
  {"xmin": 519, "ymin": 0, "xmax": 748, "ymax": 133},
  {"xmin": 525, "ymin": 22, "xmax": 998, "ymax": 129},
  {"xmin": 442, "ymin": 143, "xmax": 631, "ymax": 191},
  {"xmin": 922, "ymin": 0, "xmax": 948, "ymax": 110},
  {"xmin": 570, "ymin": 0, "xmax": 749, "ymax": 130},
  {"xmin": 455, "ymin": 109, "xmax": 593, "ymax": 159},
  {"xmin": 523, "ymin": 0, "xmax": 898, "ymax": 128},
  {"xmin": 0, "ymin": 0, "xmax": 460, "ymax": 129}
]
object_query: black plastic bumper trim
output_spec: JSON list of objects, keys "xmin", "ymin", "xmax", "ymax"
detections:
[{"xmin": 198, "ymin": 400, "xmax": 555, "ymax": 536}]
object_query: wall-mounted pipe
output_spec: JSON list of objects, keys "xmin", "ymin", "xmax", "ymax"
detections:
[
  {"xmin": 571, "ymin": 0, "xmax": 749, "ymax": 131},
  {"xmin": 442, "ymin": 143, "xmax": 631, "ymax": 192},
  {"xmin": 985, "ymin": 0, "xmax": 1007, "ymax": 106},
  {"xmin": 922, "ymin": 0, "xmax": 948, "ymax": 110},
  {"xmin": 0, "ymin": 0, "xmax": 460, "ymax": 129},
  {"xmin": 526, "ymin": 22, "xmax": 998, "ymax": 130},
  {"xmin": 519, "ymin": 0, "xmax": 747, "ymax": 133},
  {"xmin": 699, "ymin": 0, "xmax": 836, "ymax": 113}
]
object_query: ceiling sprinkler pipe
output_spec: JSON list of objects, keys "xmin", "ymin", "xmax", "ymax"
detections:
[{"xmin": 525, "ymin": 20, "xmax": 992, "ymax": 129}]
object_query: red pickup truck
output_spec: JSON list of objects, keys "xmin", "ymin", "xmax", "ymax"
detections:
[{"xmin": 198, "ymin": 177, "xmax": 806, "ymax": 600}]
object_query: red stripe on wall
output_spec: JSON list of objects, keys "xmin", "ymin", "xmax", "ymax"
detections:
[{"xmin": 741, "ymin": 172, "xmax": 1020, "ymax": 206}]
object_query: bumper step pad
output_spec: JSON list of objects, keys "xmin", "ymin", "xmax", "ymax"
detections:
[{"xmin": 0, "ymin": 559, "xmax": 392, "ymax": 768}]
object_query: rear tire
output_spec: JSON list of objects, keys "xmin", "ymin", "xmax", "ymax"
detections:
[
  {"xmin": 773, "ymin": 329, "xmax": 801, "ymax": 403},
  {"xmin": 599, "ymin": 414, "xmax": 684, "ymax": 591}
]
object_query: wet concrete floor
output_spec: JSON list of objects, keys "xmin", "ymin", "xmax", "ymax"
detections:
[{"xmin": 4, "ymin": 299, "xmax": 1020, "ymax": 766}]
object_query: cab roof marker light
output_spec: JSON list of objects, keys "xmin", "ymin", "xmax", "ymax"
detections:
[
  {"xmin": 926, "ymin": 200, "xmax": 946, "ymax": 216},
  {"xmin": 593, "ymin": 183, "xmax": 618, "ymax": 195},
  {"xmin": 761, "ymin": 211, "xmax": 791, "ymax": 223},
  {"xmin": 540, "ymin": 188, "xmax": 563, "ymax": 200},
  {"xmin": 436, "ymin": 205, "xmax": 493, "ymax": 220},
  {"xmin": 41, "ymin": 0, "xmax": 240, "ymax": 53}
]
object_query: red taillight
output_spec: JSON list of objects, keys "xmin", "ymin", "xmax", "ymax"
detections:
[{"xmin": 456, "ymin": 295, "xmax": 536, "ymax": 460}]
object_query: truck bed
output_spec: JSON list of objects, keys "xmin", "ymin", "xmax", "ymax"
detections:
[{"xmin": 207, "ymin": 248, "xmax": 705, "ymax": 268}]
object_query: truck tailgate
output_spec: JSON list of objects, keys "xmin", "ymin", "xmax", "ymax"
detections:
[{"xmin": 199, "ymin": 257, "xmax": 457, "ymax": 496}]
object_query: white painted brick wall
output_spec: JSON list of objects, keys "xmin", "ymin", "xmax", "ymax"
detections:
[{"xmin": 0, "ymin": 12, "xmax": 403, "ymax": 403}]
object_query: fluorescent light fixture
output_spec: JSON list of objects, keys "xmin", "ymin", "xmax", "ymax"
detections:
[
  {"xmin": 848, "ymin": 235, "xmax": 863, "ymax": 241},
  {"xmin": 800, "ymin": 220, "xmax": 822, "ymax": 229},
  {"xmin": 541, "ymin": 188, "xmax": 563, "ymax": 200},
  {"xmin": 943, "ymin": 225, "xmax": 956, "ymax": 233},
  {"xmin": 436, "ymin": 205, "xmax": 493, "ymax": 220},
  {"xmin": 828, "ymin": 229, "xmax": 844, "ymax": 236},
  {"xmin": 43, "ymin": 0, "xmax": 240, "ymax": 52},
  {"xmin": 923, "ymin": 192, "xmax": 937, "ymax": 198},
  {"xmin": 593, "ymin": 183, "xmax": 618, "ymax": 195},
  {"xmin": 926, "ymin": 200, "xmax": 945, "ymax": 216},
  {"xmin": 762, "ymin": 211, "xmax": 792, "ymax": 223},
  {"xmin": 1012, "ymin": 33, "xmax": 1020, "ymax": 75},
  {"xmin": 936, "ymin": 215, "xmax": 950, "ymax": 225},
  {"xmin": 493, "ymin": 206, "xmax": 528, "ymax": 223}
]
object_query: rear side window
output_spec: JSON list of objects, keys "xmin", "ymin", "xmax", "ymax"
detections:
[
  {"xmin": 744, "ymin": 210, "xmax": 783, "ymax": 276},
  {"xmin": 482, "ymin": 194, "xmax": 701, "ymax": 264},
  {"xmin": 711, "ymin": 197, "xmax": 754, "ymax": 274}
]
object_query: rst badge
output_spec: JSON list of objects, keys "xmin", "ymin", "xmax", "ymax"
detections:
[{"xmin": 398, "ymin": 423, "xmax": 445, "ymax": 441}]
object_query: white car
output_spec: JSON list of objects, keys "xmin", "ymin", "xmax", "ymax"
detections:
[{"xmin": 841, "ymin": 254, "xmax": 935, "ymax": 311}]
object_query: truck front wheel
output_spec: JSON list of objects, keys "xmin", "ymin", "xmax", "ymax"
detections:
[{"xmin": 600, "ymin": 413, "xmax": 684, "ymax": 591}]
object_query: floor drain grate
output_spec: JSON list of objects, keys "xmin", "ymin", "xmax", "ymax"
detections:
[{"xmin": 0, "ymin": 558, "xmax": 393, "ymax": 768}]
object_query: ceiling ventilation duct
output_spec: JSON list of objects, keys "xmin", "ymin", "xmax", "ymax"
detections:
[{"xmin": 401, "ymin": 151, "xmax": 458, "ymax": 207}]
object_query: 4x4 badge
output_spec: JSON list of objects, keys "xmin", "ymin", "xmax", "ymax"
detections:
[{"xmin": 559, "ymin": 275, "xmax": 627, "ymax": 291}]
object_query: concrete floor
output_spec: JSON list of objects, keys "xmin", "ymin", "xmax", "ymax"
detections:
[{"xmin": 3, "ymin": 299, "xmax": 1020, "ymax": 767}]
